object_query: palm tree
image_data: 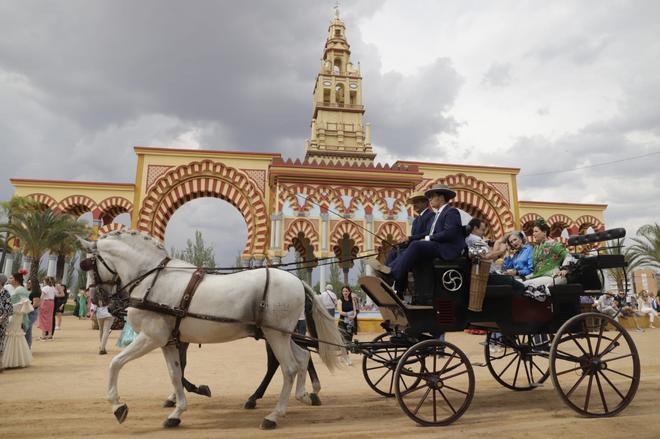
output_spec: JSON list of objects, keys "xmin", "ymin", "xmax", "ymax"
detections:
[
  {"xmin": 48, "ymin": 214, "xmax": 90, "ymax": 280},
  {"xmin": 0, "ymin": 196, "xmax": 39, "ymax": 271},
  {"xmin": 0, "ymin": 208, "xmax": 90, "ymax": 292},
  {"xmin": 627, "ymin": 223, "xmax": 660, "ymax": 270}
]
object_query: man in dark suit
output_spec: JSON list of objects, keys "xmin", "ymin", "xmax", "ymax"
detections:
[
  {"xmin": 370, "ymin": 184, "xmax": 466, "ymax": 291},
  {"xmin": 386, "ymin": 191, "xmax": 434, "ymax": 265}
]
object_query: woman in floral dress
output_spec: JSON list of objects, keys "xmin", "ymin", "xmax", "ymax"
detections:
[{"xmin": 524, "ymin": 219, "xmax": 570, "ymax": 289}]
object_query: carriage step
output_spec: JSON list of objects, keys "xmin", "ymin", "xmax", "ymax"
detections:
[
  {"xmin": 471, "ymin": 362, "xmax": 487, "ymax": 367},
  {"xmin": 530, "ymin": 382, "xmax": 545, "ymax": 388}
]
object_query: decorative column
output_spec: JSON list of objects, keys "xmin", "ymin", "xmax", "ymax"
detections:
[
  {"xmin": 272, "ymin": 213, "xmax": 282, "ymax": 251},
  {"xmin": 62, "ymin": 259, "xmax": 71, "ymax": 285},
  {"xmin": 3, "ymin": 252, "xmax": 13, "ymax": 277},
  {"xmin": 365, "ymin": 213, "xmax": 374, "ymax": 276},
  {"xmin": 47, "ymin": 253, "xmax": 57, "ymax": 277},
  {"xmin": 318, "ymin": 212, "xmax": 329, "ymax": 291}
]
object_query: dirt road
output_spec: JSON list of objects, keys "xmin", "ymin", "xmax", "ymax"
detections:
[{"xmin": 1, "ymin": 317, "xmax": 658, "ymax": 438}]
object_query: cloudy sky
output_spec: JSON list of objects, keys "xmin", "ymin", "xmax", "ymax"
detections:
[{"xmin": 2, "ymin": 1, "xmax": 659, "ymax": 266}]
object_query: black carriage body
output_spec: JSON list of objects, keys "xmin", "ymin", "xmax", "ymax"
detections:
[{"xmin": 360, "ymin": 252, "xmax": 617, "ymax": 338}]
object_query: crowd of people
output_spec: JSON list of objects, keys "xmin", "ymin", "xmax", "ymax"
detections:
[
  {"xmin": 596, "ymin": 289, "xmax": 659, "ymax": 330},
  {"xmin": 0, "ymin": 269, "xmax": 136, "ymax": 371}
]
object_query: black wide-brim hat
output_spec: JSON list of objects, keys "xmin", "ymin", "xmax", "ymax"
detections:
[{"xmin": 424, "ymin": 184, "xmax": 456, "ymax": 200}]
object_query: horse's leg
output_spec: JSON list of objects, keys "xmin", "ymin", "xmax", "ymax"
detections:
[
  {"xmin": 307, "ymin": 357, "xmax": 322, "ymax": 406},
  {"xmin": 291, "ymin": 341, "xmax": 313, "ymax": 405},
  {"xmin": 160, "ymin": 343, "xmax": 187, "ymax": 428},
  {"xmin": 108, "ymin": 332, "xmax": 161, "ymax": 423},
  {"xmin": 244, "ymin": 342, "xmax": 279, "ymax": 409},
  {"xmin": 260, "ymin": 330, "xmax": 298, "ymax": 430},
  {"xmin": 179, "ymin": 342, "xmax": 212, "ymax": 397}
]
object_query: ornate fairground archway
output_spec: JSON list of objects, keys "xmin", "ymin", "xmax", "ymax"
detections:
[
  {"xmin": 137, "ymin": 159, "xmax": 269, "ymax": 259},
  {"xmin": 419, "ymin": 173, "xmax": 515, "ymax": 239}
]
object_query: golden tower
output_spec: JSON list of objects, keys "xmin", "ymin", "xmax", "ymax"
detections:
[{"xmin": 305, "ymin": 8, "xmax": 375, "ymax": 165}]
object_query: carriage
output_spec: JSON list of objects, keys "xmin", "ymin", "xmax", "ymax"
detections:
[{"xmin": 346, "ymin": 227, "xmax": 640, "ymax": 426}]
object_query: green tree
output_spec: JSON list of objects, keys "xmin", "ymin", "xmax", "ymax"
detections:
[
  {"xmin": 627, "ymin": 223, "xmax": 660, "ymax": 270},
  {"xmin": 48, "ymin": 215, "xmax": 89, "ymax": 280},
  {"xmin": 172, "ymin": 230, "xmax": 216, "ymax": 268},
  {"xmin": 0, "ymin": 208, "xmax": 90, "ymax": 292},
  {"xmin": 328, "ymin": 259, "xmax": 343, "ymax": 294},
  {"xmin": 0, "ymin": 196, "xmax": 39, "ymax": 271}
]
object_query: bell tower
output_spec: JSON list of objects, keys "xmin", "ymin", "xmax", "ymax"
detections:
[{"xmin": 305, "ymin": 7, "xmax": 375, "ymax": 165}]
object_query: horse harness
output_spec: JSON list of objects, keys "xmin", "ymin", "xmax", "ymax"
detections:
[{"xmin": 82, "ymin": 253, "xmax": 274, "ymax": 345}]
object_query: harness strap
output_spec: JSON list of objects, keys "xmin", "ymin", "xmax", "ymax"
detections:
[
  {"xmin": 141, "ymin": 257, "xmax": 171, "ymax": 302},
  {"xmin": 254, "ymin": 267, "xmax": 270, "ymax": 329},
  {"xmin": 172, "ymin": 268, "xmax": 206, "ymax": 345}
]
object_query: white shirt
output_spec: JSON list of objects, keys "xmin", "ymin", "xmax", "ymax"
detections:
[
  {"xmin": 320, "ymin": 289, "xmax": 337, "ymax": 309},
  {"xmin": 96, "ymin": 306, "xmax": 112, "ymax": 319},
  {"xmin": 424, "ymin": 203, "xmax": 448, "ymax": 241},
  {"xmin": 41, "ymin": 285, "xmax": 57, "ymax": 300}
]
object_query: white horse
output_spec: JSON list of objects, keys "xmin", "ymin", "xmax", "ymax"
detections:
[{"xmin": 80, "ymin": 230, "xmax": 345, "ymax": 429}]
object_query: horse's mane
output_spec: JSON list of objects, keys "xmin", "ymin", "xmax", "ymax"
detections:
[{"xmin": 98, "ymin": 229, "xmax": 168, "ymax": 257}]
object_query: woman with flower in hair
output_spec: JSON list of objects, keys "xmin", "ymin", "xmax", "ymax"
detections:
[{"xmin": 524, "ymin": 219, "xmax": 570, "ymax": 289}]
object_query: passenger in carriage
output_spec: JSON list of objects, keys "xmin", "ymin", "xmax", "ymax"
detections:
[
  {"xmin": 465, "ymin": 218, "xmax": 507, "ymax": 262},
  {"xmin": 523, "ymin": 219, "xmax": 571, "ymax": 289},
  {"xmin": 385, "ymin": 190, "xmax": 434, "ymax": 266},
  {"xmin": 501, "ymin": 231, "xmax": 534, "ymax": 278},
  {"xmin": 368, "ymin": 184, "xmax": 465, "ymax": 292}
]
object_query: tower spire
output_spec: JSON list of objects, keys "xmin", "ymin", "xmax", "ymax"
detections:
[{"xmin": 304, "ymin": 9, "xmax": 375, "ymax": 165}]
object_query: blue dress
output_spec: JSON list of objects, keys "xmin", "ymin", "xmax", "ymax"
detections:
[
  {"xmin": 502, "ymin": 244, "xmax": 534, "ymax": 277},
  {"xmin": 116, "ymin": 317, "xmax": 137, "ymax": 348}
]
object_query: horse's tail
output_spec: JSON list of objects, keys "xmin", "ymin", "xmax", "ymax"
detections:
[{"xmin": 302, "ymin": 281, "xmax": 346, "ymax": 372}]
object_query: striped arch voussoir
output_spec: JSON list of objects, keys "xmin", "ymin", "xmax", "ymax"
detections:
[
  {"xmin": 375, "ymin": 222, "xmax": 406, "ymax": 248},
  {"xmin": 98, "ymin": 196, "xmax": 133, "ymax": 219},
  {"xmin": 98, "ymin": 223, "xmax": 126, "ymax": 235},
  {"xmin": 137, "ymin": 159, "xmax": 268, "ymax": 256},
  {"xmin": 26, "ymin": 193, "xmax": 58, "ymax": 211},
  {"xmin": 58, "ymin": 195, "xmax": 97, "ymax": 217},
  {"xmin": 520, "ymin": 213, "xmax": 542, "ymax": 225},
  {"xmin": 547, "ymin": 214, "xmax": 574, "ymax": 229},
  {"xmin": 283, "ymin": 218, "xmax": 319, "ymax": 252},
  {"xmin": 330, "ymin": 221, "xmax": 364, "ymax": 251},
  {"xmin": 575, "ymin": 215, "xmax": 605, "ymax": 232}
]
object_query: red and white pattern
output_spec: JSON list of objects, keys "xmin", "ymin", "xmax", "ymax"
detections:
[
  {"xmin": 283, "ymin": 218, "xmax": 320, "ymax": 251},
  {"xmin": 58, "ymin": 195, "xmax": 97, "ymax": 217},
  {"xmin": 98, "ymin": 223, "xmax": 126, "ymax": 235},
  {"xmin": 374, "ymin": 221, "xmax": 406, "ymax": 248},
  {"xmin": 329, "ymin": 220, "xmax": 364, "ymax": 250},
  {"xmin": 98, "ymin": 196, "xmax": 133, "ymax": 220},
  {"xmin": 26, "ymin": 193, "xmax": 59, "ymax": 211},
  {"xmin": 137, "ymin": 159, "xmax": 268, "ymax": 257},
  {"xmin": 146, "ymin": 165, "xmax": 174, "ymax": 190}
]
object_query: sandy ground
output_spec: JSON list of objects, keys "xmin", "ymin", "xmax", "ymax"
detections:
[{"xmin": 1, "ymin": 316, "xmax": 659, "ymax": 439}]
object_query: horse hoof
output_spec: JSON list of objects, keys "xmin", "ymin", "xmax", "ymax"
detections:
[
  {"xmin": 198, "ymin": 385, "xmax": 212, "ymax": 397},
  {"xmin": 114, "ymin": 404, "xmax": 129, "ymax": 424},
  {"xmin": 163, "ymin": 418, "xmax": 181, "ymax": 428},
  {"xmin": 244, "ymin": 399, "xmax": 257, "ymax": 410},
  {"xmin": 310, "ymin": 393, "xmax": 322, "ymax": 406},
  {"xmin": 260, "ymin": 418, "xmax": 277, "ymax": 430},
  {"xmin": 162, "ymin": 399, "xmax": 176, "ymax": 408}
]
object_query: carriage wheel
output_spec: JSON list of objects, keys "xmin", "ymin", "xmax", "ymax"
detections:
[
  {"xmin": 549, "ymin": 312, "xmax": 640, "ymax": 417},
  {"xmin": 485, "ymin": 332, "xmax": 551, "ymax": 391},
  {"xmin": 362, "ymin": 333, "xmax": 421, "ymax": 397},
  {"xmin": 394, "ymin": 340, "xmax": 475, "ymax": 426}
]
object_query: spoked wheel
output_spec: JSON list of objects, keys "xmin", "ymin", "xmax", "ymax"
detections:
[
  {"xmin": 549, "ymin": 312, "xmax": 640, "ymax": 417},
  {"xmin": 485, "ymin": 332, "xmax": 551, "ymax": 391},
  {"xmin": 362, "ymin": 333, "xmax": 420, "ymax": 397},
  {"xmin": 394, "ymin": 340, "xmax": 475, "ymax": 426}
]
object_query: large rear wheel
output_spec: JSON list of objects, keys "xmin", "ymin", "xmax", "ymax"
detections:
[
  {"xmin": 549, "ymin": 312, "xmax": 640, "ymax": 417},
  {"xmin": 485, "ymin": 332, "xmax": 551, "ymax": 390},
  {"xmin": 394, "ymin": 340, "xmax": 475, "ymax": 426}
]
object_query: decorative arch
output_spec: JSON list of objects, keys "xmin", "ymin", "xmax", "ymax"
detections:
[
  {"xmin": 575, "ymin": 215, "xmax": 605, "ymax": 232},
  {"xmin": 374, "ymin": 222, "xmax": 406, "ymax": 249},
  {"xmin": 98, "ymin": 223, "xmax": 125, "ymax": 235},
  {"xmin": 419, "ymin": 173, "xmax": 515, "ymax": 238},
  {"xmin": 374, "ymin": 189, "xmax": 407, "ymax": 217},
  {"xmin": 98, "ymin": 196, "xmax": 133, "ymax": 221},
  {"xmin": 26, "ymin": 193, "xmax": 59, "ymax": 211},
  {"xmin": 330, "ymin": 220, "xmax": 364, "ymax": 251},
  {"xmin": 283, "ymin": 218, "xmax": 320, "ymax": 252},
  {"xmin": 137, "ymin": 159, "xmax": 268, "ymax": 257},
  {"xmin": 58, "ymin": 195, "xmax": 97, "ymax": 216},
  {"xmin": 520, "ymin": 213, "xmax": 542, "ymax": 237}
]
